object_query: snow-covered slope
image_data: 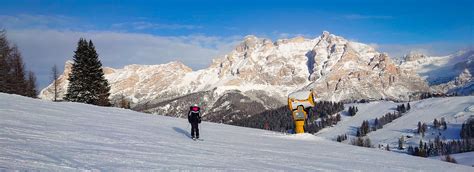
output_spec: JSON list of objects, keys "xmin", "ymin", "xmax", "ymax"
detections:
[
  {"xmin": 316, "ymin": 100, "xmax": 399, "ymax": 138},
  {"xmin": 431, "ymin": 152, "xmax": 474, "ymax": 167},
  {"xmin": 367, "ymin": 97, "xmax": 473, "ymax": 146},
  {"xmin": 1, "ymin": 93, "xmax": 471, "ymax": 171},
  {"xmin": 316, "ymin": 96, "xmax": 474, "ymax": 158}
]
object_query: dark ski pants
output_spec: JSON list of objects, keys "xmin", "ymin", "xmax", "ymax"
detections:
[{"xmin": 191, "ymin": 123, "xmax": 199, "ymax": 138}]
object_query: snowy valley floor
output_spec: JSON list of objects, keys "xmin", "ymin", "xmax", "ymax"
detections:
[{"xmin": 0, "ymin": 93, "xmax": 472, "ymax": 171}]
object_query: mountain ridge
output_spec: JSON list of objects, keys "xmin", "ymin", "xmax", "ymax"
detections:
[{"xmin": 39, "ymin": 31, "xmax": 449, "ymax": 121}]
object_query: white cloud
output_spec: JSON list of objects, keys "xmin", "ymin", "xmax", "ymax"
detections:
[
  {"xmin": 342, "ymin": 14, "xmax": 393, "ymax": 20},
  {"xmin": 374, "ymin": 42, "xmax": 471, "ymax": 58},
  {"xmin": 6, "ymin": 29, "xmax": 241, "ymax": 89},
  {"xmin": 270, "ymin": 31, "xmax": 317, "ymax": 39},
  {"xmin": 0, "ymin": 14, "xmax": 76, "ymax": 29},
  {"xmin": 368, "ymin": 43, "xmax": 379, "ymax": 49},
  {"xmin": 111, "ymin": 21, "xmax": 202, "ymax": 30}
]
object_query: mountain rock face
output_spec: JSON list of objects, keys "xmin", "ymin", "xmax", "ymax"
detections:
[
  {"xmin": 39, "ymin": 31, "xmax": 429, "ymax": 122},
  {"xmin": 432, "ymin": 68, "xmax": 473, "ymax": 95},
  {"xmin": 304, "ymin": 32, "xmax": 428, "ymax": 101},
  {"xmin": 400, "ymin": 50, "xmax": 474, "ymax": 95}
]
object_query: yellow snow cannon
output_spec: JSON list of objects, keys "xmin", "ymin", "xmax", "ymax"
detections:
[{"xmin": 288, "ymin": 90, "xmax": 316, "ymax": 134}]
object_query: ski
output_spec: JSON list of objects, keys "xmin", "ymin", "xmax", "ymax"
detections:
[{"xmin": 192, "ymin": 138, "xmax": 203, "ymax": 141}]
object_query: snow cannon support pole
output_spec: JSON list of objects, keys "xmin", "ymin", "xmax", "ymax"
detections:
[{"xmin": 292, "ymin": 106, "xmax": 307, "ymax": 134}]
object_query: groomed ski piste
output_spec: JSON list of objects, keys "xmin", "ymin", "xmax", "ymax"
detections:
[{"xmin": 0, "ymin": 93, "xmax": 472, "ymax": 171}]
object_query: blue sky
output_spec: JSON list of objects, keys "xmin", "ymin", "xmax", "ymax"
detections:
[{"xmin": 0, "ymin": 0, "xmax": 473, "ymax": 89}]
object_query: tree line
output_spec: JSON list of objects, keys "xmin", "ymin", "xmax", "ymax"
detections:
[
  {"xmin": 0, "ymin": 30, "xmax": 37, "ymax": 98},
  {"xmin": 0, "ymin": 29, "xmax": 110, "ymax": 105},
  {"xmin": 348, "ymin": 106, "xmax": 358, "ymax": 116},
  {"xmin": 230, "ymin": 101, "xmax": 344, "ymax": 134},
  {"xmin": 460, "ymin": 118, "xmax": 473, "ymax": 139},
  {"xmin": 405, "ymin": 117, "xmax": 473, "ymax": 162},
  {"xmin": 352, "ymin": 103, "xmax": 411, "ymax": 148},
  {"xmin": 408, "ymin": 137, "xmax": 473, "ymax": 158},
  {"xmin": 356, "ymin": 103, "xmax": 410, "ymax": 137}
]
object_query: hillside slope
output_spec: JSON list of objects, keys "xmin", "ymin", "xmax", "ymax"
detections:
[
  {"xmin": 316, "ymin": 96, "xmax": 474, "ymax": 159},
  {"xmin": 0, "ymin": 93, "xmax": 471, "ymax": 171}
]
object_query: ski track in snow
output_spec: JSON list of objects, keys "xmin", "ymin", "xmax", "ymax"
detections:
[{"xmin": 0, "ymin": 93, "xmax": 472, "ymax": 171}]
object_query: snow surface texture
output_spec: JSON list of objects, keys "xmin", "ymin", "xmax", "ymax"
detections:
[
  {"xmin": 431, "ymin": 152, "xmax": 474, "ymax": 167},
  {"xmin": 1, "ymin": 93, "xmax": 471, "ymax": 171}
]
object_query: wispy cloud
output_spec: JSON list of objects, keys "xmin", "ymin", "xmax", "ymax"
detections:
[
  {"xmin": 111, "ymin": 21, "xmax": 202, "ymax": 30},
  {"xmin": 6, "ymin": 29, "xmax": 240, "ymax": 89},
  {"xmin": 270, "ymin": 31, "xmax": 316, "ymax": 39},
  {"xmin": 342, "ymin": 14, "xmax": 393, "ymax": 20},
  {"xmin": 0, "ymin": 14, "xmax": 76, "ymax": 29},
  {"xmin": 0, "ymin": 14, "xmax": 241, "ymax": 89},
  {"xmin": 0, "ymin": 14, "xmax": 203, "ymax": 31},
  {"xmin": 373, "ymin": 42, "xmax": 471, "ymax": 58}
]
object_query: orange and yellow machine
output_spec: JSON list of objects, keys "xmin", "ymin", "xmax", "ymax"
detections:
[{"xmin": 288, "ymin": 90, "xmax": 316, "ymax": 134}]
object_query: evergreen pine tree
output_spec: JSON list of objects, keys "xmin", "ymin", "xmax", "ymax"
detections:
[
  {"xmin": 419, "ymin": 140, "xmax": 423, "ymax": 151},
  {"xmin": 364, "ymin": 137, "xmax": 371, "ymax": 147},
  {"xmin": 417, "ymin": 121, "xmax": 422, "ymax": 133},
  {"xmin": 0, "ymin": 29, "xmax": 11, "ymax": 93},
  {"xmin": 398, "ymin": 136, "xmax": 404, "ymax": 150},
  {"xmin": 441, "ymin": 117, "xmax": 447, "ymax": 130},
  {"xmin": 51, "ymin": 65, "xmax": 59, "ymax": 101},
  {"xmin": 401, "ymin": 104, "xmax": 406, "ymax": 113},
  {"xmin": 0, "ymin": 29, "xmax": 37, "ymax": 97},
  {"xmin": 421, "ymin": 123, "xmax": 427, "ymax": 137},
  {"xmin": 374, "ymin": 118, "xmax": 379, "ymax": 129},
  {"xmin": 65, "ymin": 38, "xmax": 110, "ymax": 106},
  {"xmin": 9, "ymin": 46, "xmax": 28, "ymax": 96},
  {"xmin": 25, "ymin": 71, "xmax": 37, "ymax": 98}
]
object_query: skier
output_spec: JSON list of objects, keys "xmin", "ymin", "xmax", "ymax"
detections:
[{"xmin": 188, "ymin": 104, "xmax": 201, "ymax": 140}]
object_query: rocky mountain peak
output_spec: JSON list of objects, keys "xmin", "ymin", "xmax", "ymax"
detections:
[
  {"xmin": 456, "ymin": 68, "xmax": 472, "ymax": 84},
  {"xmin": 235, "ymin": 35, "xmax": 262, "ymax": 52},
  {"xmin": 321, "ymin": 30, "xmax": 330, "ymax": 38},
  {"xmin": 404, "ymin": 51, "xmax": 427, "ymax": 61}
]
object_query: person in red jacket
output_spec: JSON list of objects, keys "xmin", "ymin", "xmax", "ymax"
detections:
[{"xmin": 188, "ymin": 104, "xmax": 201, "ymax": 139}]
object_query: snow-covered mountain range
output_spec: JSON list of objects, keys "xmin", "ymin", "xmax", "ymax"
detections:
[
  {"xmin": 400, "ymin": 50, "xmax": 474, "ymax": 95},
  {"xmin": 39, "ymin": 31, "xmax": 472, "ymax": 121}
]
